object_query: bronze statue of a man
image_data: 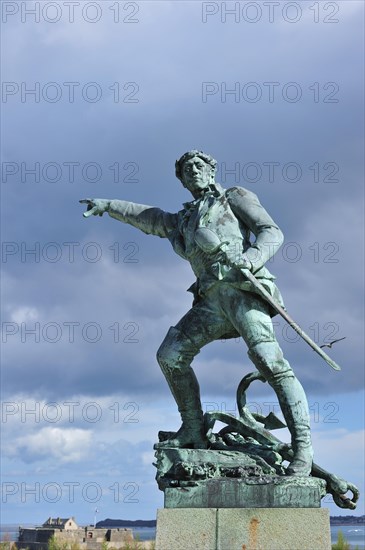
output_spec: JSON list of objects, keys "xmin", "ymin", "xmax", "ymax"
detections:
[{"xmin": 81, "ymin": 150, "xmax": 313, "ymax": 476}]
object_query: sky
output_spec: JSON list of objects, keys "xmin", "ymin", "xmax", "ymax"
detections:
[{"xmin": 1, "ymin": 0, "xmax": 364, "ymax": 527}]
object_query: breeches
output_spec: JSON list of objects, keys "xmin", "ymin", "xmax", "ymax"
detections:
[{"xmin": 156, "ymin": 282, "xmax": 292, "ymax": 383}]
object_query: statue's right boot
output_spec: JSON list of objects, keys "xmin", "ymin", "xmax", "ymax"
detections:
[
  {"xmin": 154, "ymin": 367, "xmax": 208, "ymax": 449},
  {"xmin": 155, "ymin": 327, "xmax": 207, "ymax": 449}
]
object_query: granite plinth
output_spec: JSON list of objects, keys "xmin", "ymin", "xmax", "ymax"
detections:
[{"xmin": 155, "ymin": 508, "xmax": 331, "ymax": 550}]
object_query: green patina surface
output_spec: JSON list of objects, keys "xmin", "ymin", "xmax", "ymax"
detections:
[{"xmin": 80, "ymin": 150, "xmax": 358, "ymax": 510}]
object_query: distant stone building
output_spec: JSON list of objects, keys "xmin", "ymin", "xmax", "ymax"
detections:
[
  {"xmin": 42, "ymin": 517, "xmax": 79, "ymax": 530},
  {"xmin": 17, "ymin": 517, "xmax": 133, "ymax": 549}
]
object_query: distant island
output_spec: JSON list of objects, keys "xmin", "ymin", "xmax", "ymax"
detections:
[
  {"xmin": 330, "ymin": 515, "xmax": 365, "ymax": 526},
  {"xmin": 96, "ymin": 516, "xmax": 364, "ymax": 528},
  {"xmin": 96, "ymin": 519, "xmax": 156, "ymax": 528}
]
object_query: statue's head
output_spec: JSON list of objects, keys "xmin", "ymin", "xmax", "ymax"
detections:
[{"xmin": 175, "ymin": 150, "xmax": 217, "ymax": 196}]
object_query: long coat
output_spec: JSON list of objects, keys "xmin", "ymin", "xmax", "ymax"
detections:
[{"xmin": 108, "ymin": 183, "xmax": 285, "ymax": 313}]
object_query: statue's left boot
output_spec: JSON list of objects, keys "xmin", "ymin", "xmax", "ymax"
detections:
[{"xmin": 248, "ymin": 342, "xmax": 313, "ymax": 476}]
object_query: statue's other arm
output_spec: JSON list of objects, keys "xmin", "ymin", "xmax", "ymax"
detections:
[
  {"xmin": 226, "ymin": 186, "xmax": 284, "ymax": 272},
  {"xmin": 80, "ymin": 198, "xmax": 178, "ymax": 238}
]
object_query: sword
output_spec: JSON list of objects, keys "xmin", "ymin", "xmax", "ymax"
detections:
[{"xmin": 195, "ymin": 227, "xmax": 342, "ymax": 371}]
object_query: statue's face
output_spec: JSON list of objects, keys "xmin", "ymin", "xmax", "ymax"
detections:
[{"xmin": 181, "ymin": 156, "xmax": 211, "ymax": 195}]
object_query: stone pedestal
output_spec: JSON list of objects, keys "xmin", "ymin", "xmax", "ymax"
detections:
[
  {"xmin": 154, "ymin": 447, "xmax": 332, "ymax": 549},
  {"xmin": 155, "ymin": 508, "xmax": 331, "ymax": 550}
]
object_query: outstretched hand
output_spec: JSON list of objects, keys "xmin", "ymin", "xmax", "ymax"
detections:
[{"xmin": 79, "ymin": 198, "xmax": 110, "ymax": 218}]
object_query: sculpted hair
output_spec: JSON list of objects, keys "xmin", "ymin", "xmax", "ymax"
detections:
[{"xmin": 175, "ymin": 150, "xmax": 217, "ymax": 183}]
